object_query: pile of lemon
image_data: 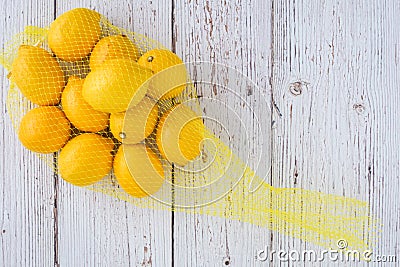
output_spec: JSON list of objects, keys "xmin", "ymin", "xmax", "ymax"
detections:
[{"xmin": 9, "ymin": 8, "xmax": 204, "ymax": 198}]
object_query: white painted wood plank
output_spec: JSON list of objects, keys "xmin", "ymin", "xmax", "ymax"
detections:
[
  {"xmin": 271, "ymin": 0, "xmax": 399, "ymax": 265},
  {"xmin": 174, "ymin": 0, "xmax": 273, "ymax": 266},
  {"xmin": 0, "ymin": 1, "xmax": 56, "ymax": 266},
  {"xmin": 55, "ymin": 1, "xmax": 172, "ymax": 266}
]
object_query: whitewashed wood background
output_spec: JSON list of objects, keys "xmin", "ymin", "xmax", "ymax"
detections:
[{"xmin": 1, "ymin": 0, "xmax": 399, "ymax": 266}]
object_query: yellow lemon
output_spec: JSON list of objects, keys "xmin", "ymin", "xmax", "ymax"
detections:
[
  {"xmin": 156, "ymin": 104, "xmax": 205, "ymax": 166},
  {"xmin": 82, "ymin": 59, "xmax": 153, "ymax": 113},
  {"xmin": 114, "ymin": 144, "xmax": 165, "ymax": 198},
  {"xmin": 61, "ymin": 76, "xmax": 109, "ymax": 132},
  {"xmin": 10, "ymin": 45, "xmax": 65, "ymax": 105},
  {"xmin": 48, "ymin": 8, "xmax": 101, "ymax": 62},
  {"xmin": 58, "ymin": 133, "xmax": 114, "ymax": 186},
  {"xmin": 137, "ymin": 49, "xmax": 187, "ymax": 100},
  {"xmin": 110, "ymin": 96, "xmax": 158, "ymax": 143},
  {"xmin": 18, "ymin": 106, "xmax": 70, "ymax": 153},
  {"xmin": 90, "ymin": 35, "xmax": 140, "ymax": 70},
  {"xmin": 138, "ymin": 49, "xmax": 183, "ymax": 73}
]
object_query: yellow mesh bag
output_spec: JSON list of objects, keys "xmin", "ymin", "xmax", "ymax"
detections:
[{"xmin": 1, "ymin": 8, "xmax": 380, "ymax": 252}]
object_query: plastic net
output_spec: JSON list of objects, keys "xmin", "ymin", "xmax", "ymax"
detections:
[{"xmin": 1, "ymin": 8, "xmax": 380, "ymax": 252}]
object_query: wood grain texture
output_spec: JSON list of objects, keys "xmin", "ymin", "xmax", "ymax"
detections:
[
  {"xmin": 173, "ymin": 0, "xmax": 273, "ymax": 266},
  {"xmin": 271, "ymin": 0, "xmax": 400, "ymax": 265},
  {"xmin": 0, "ymin": 0, "xmax": 399, "ymax": 266},
  {"xmin": 55, "ymin": 1, "xmax": 172, "ymax": 266},
  {"xmin": 0, "ymin": 1, "xmax": 56, "ymax": 266}
]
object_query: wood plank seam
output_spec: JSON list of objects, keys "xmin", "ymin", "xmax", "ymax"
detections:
[
  {"xmin": 171, "ymin": 1, "xmax": 176, "ymax": 266},
  {"xmin": 52, "ymin": 2, "xmax": 59, "ymax": 267},
  {"xmin": 269, "ymin": 0, "xmax": 276, "ymax": 257}
]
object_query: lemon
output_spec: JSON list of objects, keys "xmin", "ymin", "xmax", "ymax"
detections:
[
  {"xmin": 82, "ymin": 59, "xmax": 153, "ymax": 113},
  {"xmin": 137, "ymin": 49, "xmax": 187, "ymax": 100},
  {"xmin": 156, "ymin": 104, "xmax": 205, "ymax": 166},
  {"xmin": 18, "ymin": 106, "xmax": 70, "ymax": 153},
  {"xmin": 58, "ymin": 133, "xmax": 114, "ymax": 186},
  {"xmin": 48, "ymin": 8, "xmax": 101, "ymax": 62},
  {"xmin": 138, "ymin": 49, "xmax": 183, "ymax": 73},
  {"xmin": 90, "ymin": 35, "xmax": 140, "ymax": 70},
  {"xmin": 10, "ymin": 45, "xmax": 65, "ymax": 106},
  {"xmin": 114, "ymin": 144, "xmax": 165, "ymax": 198},
  {"xmin": 110, "ymin": 96, "xmax": 158, "ymax": 143},
  {"xmin": 61, "ymin": 76, "xmax": 109, "ymax": 132}
]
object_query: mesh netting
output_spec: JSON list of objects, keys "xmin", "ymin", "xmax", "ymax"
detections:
[{"xmin": 1, "ymin": 8, "xmax": 380, "ymax": 252}]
